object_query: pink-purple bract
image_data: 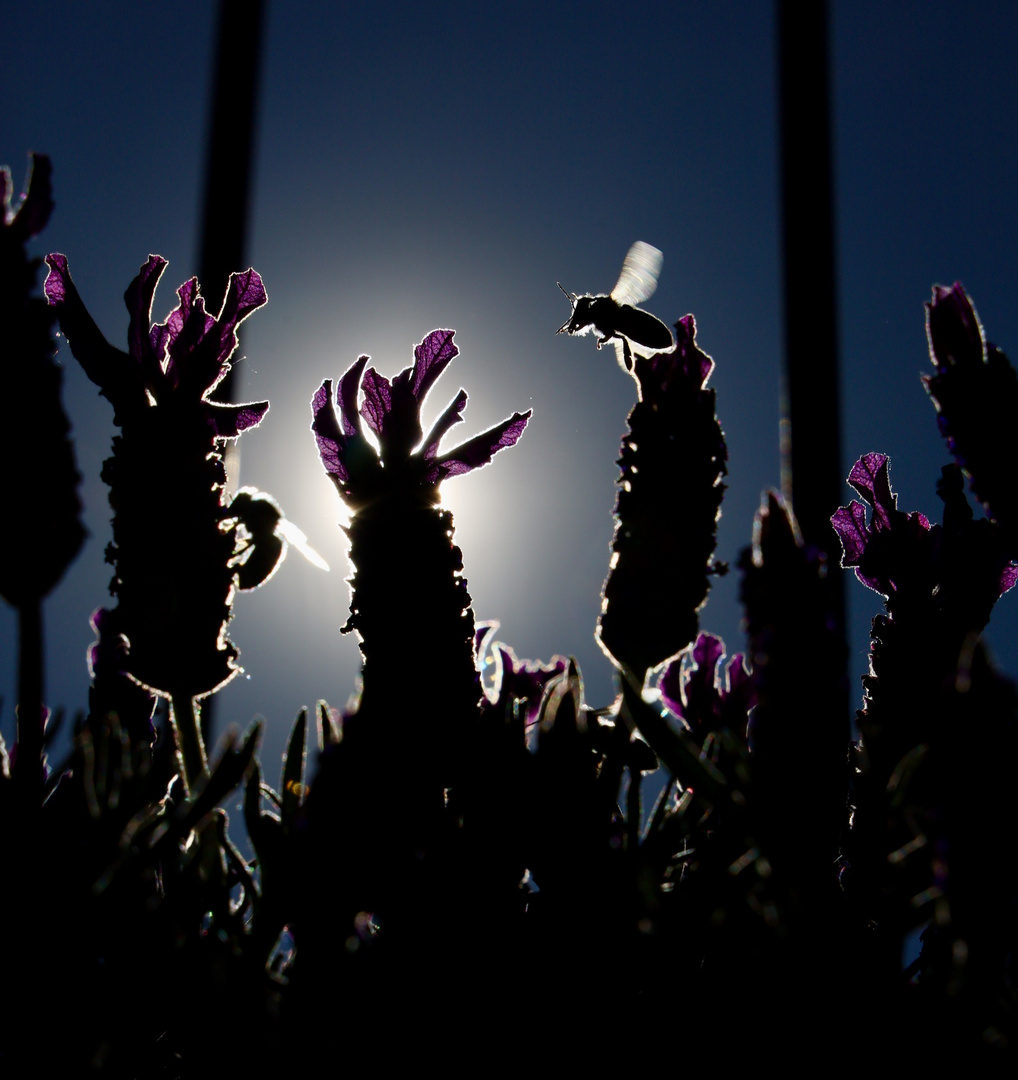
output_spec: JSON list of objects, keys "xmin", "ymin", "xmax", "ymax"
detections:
[
  {"xmin": 311, "ymin": 329, "xmax": 530, "ymax": 506},
  {"xmin": 44, "ymin": 253, "xmax": 269, "ymax": 436},
  {"xmin": 658, "ymin": 632, "xmax": 755, "ymax": 740}
]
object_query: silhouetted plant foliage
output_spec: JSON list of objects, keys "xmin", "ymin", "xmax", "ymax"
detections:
[{"xmin": 2, "ymin": 157, "xmax": 1017, "ymax": 1073}]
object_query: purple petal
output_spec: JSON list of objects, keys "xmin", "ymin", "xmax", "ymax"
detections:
[
  {"xmin": 161, "ymin": 278, "xmax": 219, "ymax": 392},
  {"xmin": 45, "ymin": 253, "xmax": 130, "ymax": 395},
  {"xmin": 360, "ymin": 367, "xmax": 393, "ymax": 436},
  {"xmin": 724, "ymin": 653, "xmax": 755, "ymax": 707},
  {"xmin": 926, "ymin": 282, "xmax": 984, "ymax": 370},
  {"xmin": 149, "ymin": 321, "xmax": 171, "ymax": 372},
  {"xmin": 675, "ymin": 314, "xmax": 714, "ymax": 385},
  {"xmin": 87, "ymin": 606, "xmax": 112, "ymax": 680},
  {"xmin": 658, "ymin": 654, "xmax": 685, "ymax": 718},
  {"xmin": 1000, "ymin": 564, "xmax": 1018, "ymax": 597},
  {"xmin": 474, "ymin": 620, "xmax": 499, "ymax": 663},
  {"xmin": 125, "ymin": 255, "xmax": 168, "ymax": 375},
  {"xmin": 338, "ymin": 355, "xmax": 370, "ymax": 437},
  {"xmin": 359, "ymin": 331, "xmax": 461, "ymax": 460},
  {"xmin": 1, "ymin": 167, "xmax": 11, "ymax": 220},
  {"xmin": 691, "ymin": 632, "xmax": 725, "ymax": 678},
  {"xmin": 869, "ymin": 463, "xmax": 897, "ymax": 529},
  {"xmin": 155, "ymin": 278, "xmax": 202, "ymax": 371},
  {"xmin": 847, "ymin": 452, "xmax": 886, "ymax": 502},
  {"xmin": 311, "ymin": 379, "xmax": 348, "ymax": 481},
  {"xmin": 427, "ymin": 410, "xmax": 531, "ymax": 483},
  {"xmin": 496, "ymin": 644, "xmax": 569, "ymax": 726},
  {"xmin": 660, "ymin": 636, "xmax": 753, "ymax": 728},
  {"xmin": 856, "ymin": 568, "xmax": 885, "ymax": 594},
  {"xmin": 847, "ymin": 452, "xmax": 896, "ymax": 529},
  {"xmin": 831, "ymin": 501, "xmax": 870, "ymax": 566},
  {"xmin": 164, "ymin": 278, "xmax": 204, "ymax": 344},
  {"xmin": 43, "ymin": 252, "xmax": 69, "ymax": 305},
  {"xmin": 684, "ymin": 635, "xmax": 723, "ymax": 718},
  {"xmin": 411, "ymin": 329, "xmax": 459, "ymax": 400},
  {"xmin": 420, "ymin": 389, "xmax": 468, "ymax": 462},
  {"xmin": 205, "ymin": 400, "xmax": 270, "ymax": 438},
  {"xmin": 214, "ymin": 268, "xmax": 268, "ymax": 361}
]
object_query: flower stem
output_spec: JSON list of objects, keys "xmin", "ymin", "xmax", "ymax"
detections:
[
  {"xmin": 14, "ymin": 597, "xmax": 45, "ymax": 807},
  {"xmin": 170, "ymin": 691, "xmax": 209, "ymax": 795}
]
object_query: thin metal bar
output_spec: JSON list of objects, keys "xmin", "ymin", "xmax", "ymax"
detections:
[{"xmin": 777, "ymin": 0, "xmax": 849, "ymax": 713}]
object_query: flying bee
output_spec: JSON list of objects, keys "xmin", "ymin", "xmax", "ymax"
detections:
[{"xmin": 557, "ymin": 241, "xmax": 674, "ymax": 371}]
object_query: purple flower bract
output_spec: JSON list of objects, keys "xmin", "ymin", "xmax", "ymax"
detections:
[
  {"xmin": 312, "ymin": 329, "xmax": 531, "ymax": 506},
  {"xmin": 44, "ymin": 253, "xmax": 269, "ymax": 435}
]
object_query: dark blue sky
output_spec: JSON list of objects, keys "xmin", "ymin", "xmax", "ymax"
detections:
[{"xmin": 4, "ymin": 2, "xmax": 1018, "ymax": 774}]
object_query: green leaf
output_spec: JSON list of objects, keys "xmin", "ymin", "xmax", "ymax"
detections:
[{"xmin": 281, "ymin": 708, "xmax": 308, "ymax": 822}]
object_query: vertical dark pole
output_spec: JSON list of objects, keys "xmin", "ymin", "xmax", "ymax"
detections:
[
  {"xmin": 198, "ymin": 0, "xmax": 266, "ymax": 743},
  {"xmin": 778, "ymin": 0, "xmax": 841, "ymax": 552},
  {"xmin": 199, "ymin": 0, "xmax": 265, "ymax": 325},
  {"xmin": 777, "ymin": 0, "xmax": 848, "ymax": 717}
]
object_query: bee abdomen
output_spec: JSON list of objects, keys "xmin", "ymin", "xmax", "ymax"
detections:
[{"xmin": 617, "ymin": 306, "xmax": 674, "ymax": 351}]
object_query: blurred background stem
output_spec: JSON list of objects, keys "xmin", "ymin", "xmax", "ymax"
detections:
[{"xmin": 14, "ymin": 597, "xmax": 44, "ymax": 808}]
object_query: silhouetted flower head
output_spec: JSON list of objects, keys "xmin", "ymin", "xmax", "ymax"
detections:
[
  {"xmin": 657, "ymin": 632, "xmax": 754, "ymax": 740},
  {"xmin": 831, "ymin": 452, "xmax": 1018, "ymax": 600},
  {"xmin": 631, "ymin": 313, "xmax": 715, "ymax": 401},
  {"xmin": 44, "ymin": 253, "xmax": 269, "ymax": 433},
  {"xmin": 312, "ymin": 329, "xmax": 530, "ymax": 507},
  {"xmin": 831, "ymin": 453, "xmax": 933, "ymax": 597}
]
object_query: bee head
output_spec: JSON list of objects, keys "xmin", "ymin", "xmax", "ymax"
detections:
[
  {"xmin": 558, "ymin": 281, "xmax": 592, "ymax": 335},
  {"xmin": 559, "ymin": 290, "xmax": 604, "ymax": 337}
]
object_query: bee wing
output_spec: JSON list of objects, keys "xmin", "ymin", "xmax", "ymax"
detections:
[
  {"xmin": 610, "ymin": 241, "xmax": 663, "ymax": 307},
  {"xmin": 276, "ymin": 518, "xmax": 330, "ymax": 572}
]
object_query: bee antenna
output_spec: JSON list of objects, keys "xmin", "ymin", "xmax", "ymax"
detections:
[{"xmin": 556, "ymin": 281, "xmax": 576, "ymax": 302}]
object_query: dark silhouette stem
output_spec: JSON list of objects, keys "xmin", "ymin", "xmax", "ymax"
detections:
[
  {"xmin": 171, "ymin": 692, "xmax": 209, "ymax": 795},
  {"xmin": 14, "ymin": 597, "xmax": 45, "ymax": 806}
]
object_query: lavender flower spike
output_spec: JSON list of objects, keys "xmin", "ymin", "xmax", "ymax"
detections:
[{"xmin": 43, "ymin": 255, "xmax": 276, "ymax": 707}]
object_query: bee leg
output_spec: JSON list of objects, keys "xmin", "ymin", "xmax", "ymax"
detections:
[
  {"xmin": 609, "ymin": 337, "xmax": 633, "ymax": 373},
  {"xmin": 621, "ymin": 337, "xmax": 633, "ymax": 372}
]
